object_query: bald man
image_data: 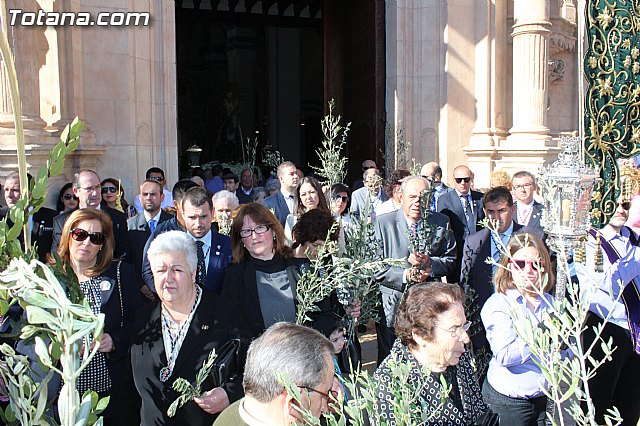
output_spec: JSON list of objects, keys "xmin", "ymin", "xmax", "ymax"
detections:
[
  {"xmin": 437, "ymin": 165, "xmax": 485, "ymax": 283},
  {"xmin": 420, "ymin": 162, "xmax": 453, "ymax": 211}
]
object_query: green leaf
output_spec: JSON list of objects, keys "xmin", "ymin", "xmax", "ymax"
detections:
[
  {"xmin": 25, "ymin": 305, "xmax": 58, "ymax": 326},
  {"xmin": 0, "ymin": 299, "xmax": 8, "ymax": 316},
  {"xmin": 95, "ymin": 395, "xmax": 110, "ymax": 413},
  {"xmin": 34, "ymin": 336, "xmax": 52, "ymax": 367}
]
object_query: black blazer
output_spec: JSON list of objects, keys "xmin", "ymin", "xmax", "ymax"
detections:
[
  {"xmin": 437, "ymin": 189, "xmax": 485, "ymax": 281},
  {"xmin": 262, "ymin": 193, "xmax": 289, "ymax": 226},
  {"xmin": 459, "ymin": 223, "xmax": 544, "ymax": 350},
  {"xmin": 130, "ymin": 290, "xmax": 242, "ymax": 426},
  {"xmin": 127, "ymin": 210, "xmax": 173, "ymax": 287},
  {"xmin": 51, "ymin": 205, "xmax": 131, "ymax": 260},
  {"xmin": 0, "ymin": 206, "xmax": 57, "ymax": 261}
]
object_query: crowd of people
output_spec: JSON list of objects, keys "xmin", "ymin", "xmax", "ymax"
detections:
[{"xmin": 1, "ymin": 157, "xmax": 640, "ymax": 425}]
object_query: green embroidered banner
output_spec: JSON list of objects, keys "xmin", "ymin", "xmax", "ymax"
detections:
[{"xmin": 585, "ymin": 0, "xmax": 640, "ymax": 225}]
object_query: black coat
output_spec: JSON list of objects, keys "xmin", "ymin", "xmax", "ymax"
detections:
[
  {"xmin": 0, "ymin": 206, "xmax": 57, "ymax": 261},
  {"xmin": 130, "ymin": 290, "xmax": 242, "ymax": 426},
  {"xmin": 127, "ymin": 210, "xmax": 173, "ymax": 287}
]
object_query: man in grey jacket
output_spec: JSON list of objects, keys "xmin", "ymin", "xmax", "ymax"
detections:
[{"xmin": 374, "ymin": 176, "xmax": 456, "ymax": 363}]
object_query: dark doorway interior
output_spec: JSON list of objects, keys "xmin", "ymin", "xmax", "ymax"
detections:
[{"xmin": 175, "ymin": 2, "xmax": 324, "ymax": 177}]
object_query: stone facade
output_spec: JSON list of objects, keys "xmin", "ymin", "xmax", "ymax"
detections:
[{"xmin": 0, "ymin": 0, "xmax": 578, "ymax": 206}]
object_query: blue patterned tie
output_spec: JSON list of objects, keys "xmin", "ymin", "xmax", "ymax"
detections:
[{"xmin": 148, "ymin": 219, "xmax": 156, "ymax": 233}]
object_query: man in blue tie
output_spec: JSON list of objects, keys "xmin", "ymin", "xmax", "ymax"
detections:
[
  {"xmin": 437, "ymin": 164, "xmax": 486, "ymax": 283},
  {"xmin": 459, "ymin": 186, "xmax": 543, "ymax": 355},
  {"xmin": 128, "ymin": 179, "xmax": 173, "ymax": 300}
]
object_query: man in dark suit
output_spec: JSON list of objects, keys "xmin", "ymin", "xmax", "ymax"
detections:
[
  {"xmin": 374, "ymin": 176, "xmax": 456, "ymax": 363},
  {"xmin": 512, "ymin": 170, "xmax": 544, "ymax": 231},
  {"xmin": 236, "ymin": 168, "xmax": 255, "ymax": 204},
  {"xmin": 437, "ymin": 165, "xmax": 485, "ymax": 283},
  {"xmin": 1, "ymin": 172, "xmax": 57, "ymax": 261},
  {"xmin": 128, "ymin": 179, "xmax": 172, "ymax": 300},
  {"xmin": 420, "ymin": 162, "xmax": 453, "ymax": 211},
  {"xmin": 460, "ymin": 186, "xmax": 544, "ymax": 353},
  {"xmin": 262, "ymin": 161, "xmax": 299, "ymax": 226},
  {"xmin": 51, "ymin": 169, "xmax": 130, "ymax": 260}
]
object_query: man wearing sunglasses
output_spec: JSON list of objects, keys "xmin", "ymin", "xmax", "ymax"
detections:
[
  {"xmin": 133, "ymin": 167, "xmax": 174, "ymax": 214},
  {"xmin": 459, "ymin": 187, "xmax": 544, "ymax": 358},
  {"xmin": 437, "ymin": 165, "xmax": 485, "ymax": 283},
  {"xmin": 0, "ymin": 172, "xmax": 57, "ymax": 261},
  {"xmin": 420, "ymin": 162, "xmax": 452, "ymax": 212},
  {"xmin": 575, "ymin": 198, "xmax": 640, "ymax": 426},
  {"xmin": 51, "ymin": 169, "xmax": 130, "ymax": 261}
]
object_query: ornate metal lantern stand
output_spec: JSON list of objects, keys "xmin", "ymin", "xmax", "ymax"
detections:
[{"xmin": 538, "ymin": 135, "xmax": 600, "ymax": 301}]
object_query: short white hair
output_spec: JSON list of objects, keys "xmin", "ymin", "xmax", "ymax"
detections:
[
  {"xmin": 147, "ymin": 230, "xmax": 197, "ymax": 274},
  {"xmin": 400, "ymin": 175, "xmax": 429, "ymax": 193},
  {"xmin": 212, "ymin": 190, "xmax": 239, "ymax": 210}
]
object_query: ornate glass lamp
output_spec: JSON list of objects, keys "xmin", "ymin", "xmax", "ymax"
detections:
[
  {"xmin": 538, "ymin": 136, "xmax": 601, "ymax": 300},
  {"xmin": 186, "ymin": 143, "xmax": 202, "ymax": 168}
]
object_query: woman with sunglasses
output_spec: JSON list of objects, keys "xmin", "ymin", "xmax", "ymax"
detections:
[
  {"xmin": 221, "ymin": 203, "xmax": 333, "ymax": 358},
  {"xmin": 283, "ymin": 176, "xmax": 330, "ymax": 245},
  {"xmin": 55, "ymin": 208, "xmax": 141, "ymax": 424},
  {"xmin": 56, "ymin": 182, "xmax": 79, "ymax": 213},
  {"xmin": 374, "ymin": 282, "xmax": 489, "ymax": 425},
  {"xmin": 101, "ymin": 178, "xmax": 137, "ymax": 219},
  {"xmin": 480, "ymin": 233, "xmax": 557, "ymax": 426}
]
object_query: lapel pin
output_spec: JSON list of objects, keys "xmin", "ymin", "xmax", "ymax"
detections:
[{"xmin": 202, "ymin": 324, "xmax": 209, "ymax": 330}]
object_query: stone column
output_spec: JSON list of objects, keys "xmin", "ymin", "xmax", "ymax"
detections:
[{"xmin": 507, "ymin": 0, "xmax": 552, "ymax": 147}]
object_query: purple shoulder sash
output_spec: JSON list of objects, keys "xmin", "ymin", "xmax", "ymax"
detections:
[{"xmin": 588, "ymin": 228, "xmax": 640, "ymax": 355}]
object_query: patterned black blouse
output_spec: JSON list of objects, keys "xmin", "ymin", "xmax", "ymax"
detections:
[{"xmin": 374, "ymin": 339, "xmax": 487, "ymax": 425}]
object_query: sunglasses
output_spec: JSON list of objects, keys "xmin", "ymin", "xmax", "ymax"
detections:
[
  {"xmin": 333, "ymin": 195, "xmax": 349, "ymax": 202},
  {"xmin": 510, "ymin": 258, "xmax": 541, "ymax": 271},
  {"xmin": 454, "ymin": 177, "xmax": 471, "ymax": 184},
  {"xmin": 620, "ymin": 202, "xmax": 631, "ymax": 210},
  {"xmin": 101, "ymin": 186, "xmax": 117, "ymax": 194},
  {"xmin": 70, "ymin": 228, "xmax": 106, "ymax": 245},
  {"xmin": 148, "ymin": 176, "xmax": 164, "ymax": 182},
  {"xmin": 62, "ymin": 194, "xmax": 76, "ymax": 200}
]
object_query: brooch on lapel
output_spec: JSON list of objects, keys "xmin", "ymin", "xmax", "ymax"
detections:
[{"xmin": 99, "ymin": 280, "xmax": 112, "ymax": 291}]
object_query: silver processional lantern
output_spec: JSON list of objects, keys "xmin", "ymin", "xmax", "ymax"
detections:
[{"xmin": 538, "ymin": 135, "xmax": 601, "ymax": 300}]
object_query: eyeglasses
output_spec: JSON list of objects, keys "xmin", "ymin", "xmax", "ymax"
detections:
[
  {"xmin": 510, "ymin": 258, "xmax": 542, "ymax": 272},
  {"xmin": 454, "ymin": 177, "xmax": 471, "ymax": 184},
  {"xmin": 513, "ymin": 183, "xmax": 533, "ymax": 190},
  {"xmin": 77, "ymin": 184, "xmax": 101, "ymax": 193},
  {"xmin": 70, "ymin": 228, "xmax": 106, "ymax": 245},
  {"xmin": 620, "ymin": 202, "xmax": 631, "ymax": 211},
  {"xmin": 299, "ymin": 386, "xmax": 339, "ymax": 403},
  {"xmin": 333, "ymin": 195, "xmax": 348, "ymax": 202},
  {"xmin": 101, "ymin": 186, "xmax": 117, "ymax": 194},
  {"xmin": 62, "ymin": 194, "xmax": 76, "ymax": 200},
  {"xmin": 438, "ymin": 321, "xmax": 471, "ymax": 338},
  {"xmin": 239, "ymin": 224, "xmax": 272, "ymax": 238}
]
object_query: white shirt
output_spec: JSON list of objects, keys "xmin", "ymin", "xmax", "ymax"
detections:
[
  {"xmin": 515, "ymin": 200, "xmax": 535, "ymax": 226},
  {"xmin": 280, "ymin": 189, "xmax": 295, "ymax": 214}
]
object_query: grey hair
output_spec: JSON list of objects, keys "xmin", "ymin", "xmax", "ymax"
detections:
[
  {"xmin": 399, "ymin": 175, "xmax": 429, "ymax": 193},
  {"xmin": 212, "ymin": 190, "xmax": 239, "ymax": 210},
  {"xmin": 252, "ymin": 187, "xmax": 267, "ymax": 201},
  {"xmin": 146, "ymin": 230, "xmax": 198, "ymax": 274},
  {"xmin": 362, "ymin": 168, "xmax": 381, "ymax": 180},
  {"xmin": 243, "ymin": 322, "xmax": 333, "ymax": 403},
  {"xmin": 512, "ymin": 170, "xmax": 537, "ymax": 187},
  {"xmin": 72, "ymin": 169, "xmax": 100, "ymax": 188}
]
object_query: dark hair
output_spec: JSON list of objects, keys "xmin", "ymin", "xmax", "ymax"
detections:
[
  {"xmin": 293, "ymin": 176, "xmax": 329, "ymax": 216},
  {"xmin": 291, "ymin": 209, "xmax": 338, "ymax": 250},
  {"xmin": 171, "ymin": 179, "xmax": 198, "ymax": 202},
  {"xmin": 383, "ymin": 169, "xmax": 410, "ymax": 199},
  {"xmin": 57, "ymin": 182, "xmax": 77, "ymax": 212},
  {"xmin": 212, "ymin": 164, "xmax": 223, "ymax": 175},
  {"xmin": 395, "ymin": 282, "xmax": 465, "ymax": 349},
  {"xmin": 329, "ymin": 183, "xmax": 351, "ymax": 216},
  {"xmin": 231, "ymin": 202, "xmax": 291, "ymax": 263},
  {"xmin": 181, "ymin": 186, "xmax": 213, "ymax": 211},
  {"xmin": 101, "ymin": 178, "xmax": 129, "ymax": 209},
  {"xmin": 146, "ymin": 167, "xmax": 165, "ymax": 180},
  {"xmin": 54, "ymin": 209, "xmax": 114, "ymax": 277},
  {"xmin": 483, "ymin": 186, "xmax": 514, "ymax": 207}
]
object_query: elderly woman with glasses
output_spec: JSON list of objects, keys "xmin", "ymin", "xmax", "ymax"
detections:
[
  {"xmin": 130, "ymin": 230, "xmax": 242, "ymax": 425},
  {"xmin": 221, "ymin": 203, "xmax": 333, "ymax": 353},
  {"xmin": 374, "ymin": 282, "xmax": 488, "ymax": 425},
  {"xmin": 481, "ymin": 233, "xmax": 557, "ymax": 426},
  {"xmin": 55, "ymin": 208, "xmax": 141, "ymax": 424}
]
